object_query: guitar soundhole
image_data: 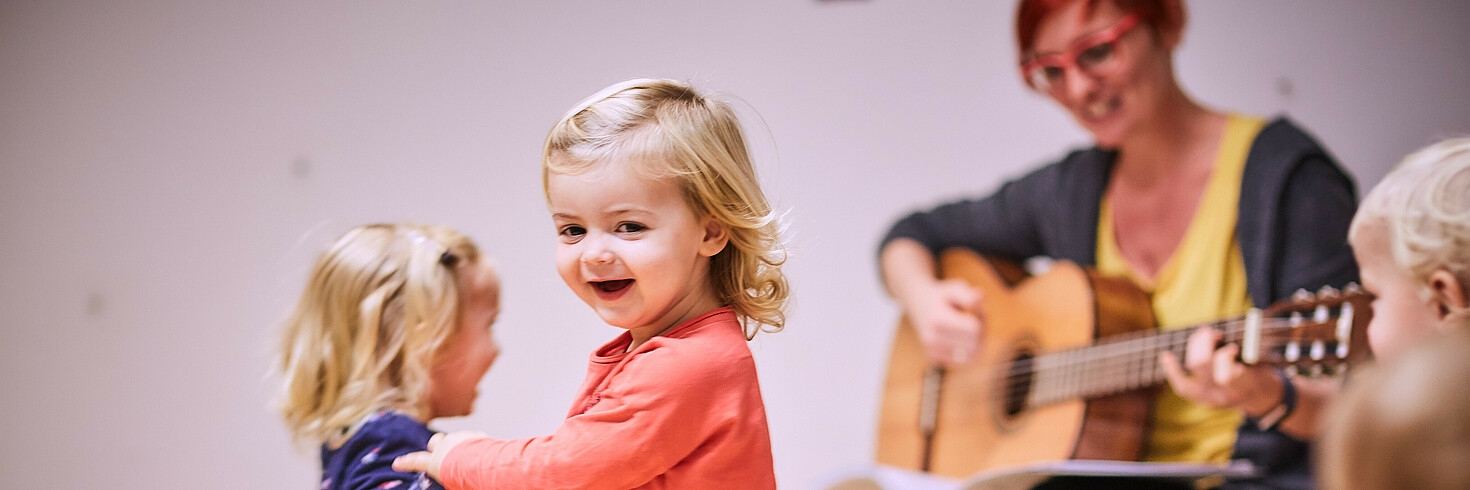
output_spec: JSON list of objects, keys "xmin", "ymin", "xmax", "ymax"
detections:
[{"xmin": 1003, "ymin": 351, "xmax": 1035, "ymax": 419}]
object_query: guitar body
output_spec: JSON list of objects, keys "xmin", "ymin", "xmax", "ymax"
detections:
[{"xmin": 877, "ymin": 248, "xmax": 1158, "ymax": 477}]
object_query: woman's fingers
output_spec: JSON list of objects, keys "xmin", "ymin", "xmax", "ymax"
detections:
[
  {"xmin": 1159, "ymin": 351, "xmax": 1200, "ymax": 399},
  {"xmin": 914, "ymin": 282, "xmax": 984, "ymax": 366},
  {"xmin": 1184, "ymin": 328, "xmax": 1221, "ymax": 375},
  {"xmin": 1212, "ymin": 343, "xmax": 1244, "ymax": 386}
]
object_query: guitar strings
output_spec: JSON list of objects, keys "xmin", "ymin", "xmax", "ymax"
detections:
[
  {"xmin": 1003, "ymin": 320, "xmax": 1341, "ymax": 407},
  {"xmin": 1000, "ymin": 322, "xmax": 1212, "ymax": 406},
  {"xmin": 997, "ymin": 316, "xmax": 1271, "ymax": 378},
  {"xmin": 989, "ymin": 317, "xmax": 1333, "ymax": 407},
  {"xmin": 1008, "ymin": 318, "xmax": 1256, "ymax": 400}
]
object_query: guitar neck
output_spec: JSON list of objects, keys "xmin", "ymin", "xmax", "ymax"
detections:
[{"xmin": 1022, "ymin": 321, "xmax": 1233, "ymax": 407}]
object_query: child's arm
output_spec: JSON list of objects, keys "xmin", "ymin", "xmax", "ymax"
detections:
[
  {"xmin": 398, "ymin": 346, "xmax": 757, "ymax": 490},
  {"xmin": 392, "ymin": 430, "xmax": 487, "ymax": 484}
]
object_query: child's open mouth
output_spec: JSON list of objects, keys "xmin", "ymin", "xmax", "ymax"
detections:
[{"xmin": 592, "ymin": 279, "xmax": 633, "ymax": 299}]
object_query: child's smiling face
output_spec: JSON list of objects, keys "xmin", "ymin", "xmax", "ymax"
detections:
[{"xmin": 547, "ymin": 159, "xmax": 728, "ymax": 344}]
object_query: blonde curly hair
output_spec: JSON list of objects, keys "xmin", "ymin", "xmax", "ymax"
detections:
[
  {"xmin": 275, "ymin": 223, "xmax": 480, "ymax": 446},
  {"xmin": 1350, "ymin": 137, "xmax": 1470, "ymax": 322},
  {"xmin": 542, "ymin": 78, "xmax": 789, "ymax": 337}
]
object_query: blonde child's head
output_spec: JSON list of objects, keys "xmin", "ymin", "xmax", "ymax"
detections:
[
  {"xmin": 276, "ymin": 223, "xmax": 501, "ymax": 446},
  {"xmin": 1319, "ymin": 331, "xmax": 1470, "ymax": 490},
  {"xmin": 541, "ymin": 78, "xmax": 788, "ymax": 338},
  {"xmin": 1348, "ymin": 138, "xmax": 1470, "ymax": 358}
]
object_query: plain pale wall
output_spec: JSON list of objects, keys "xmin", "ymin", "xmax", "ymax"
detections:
[{"xmin": 2, "ymin": 0, "xmax": 1467, "ymax": 487}]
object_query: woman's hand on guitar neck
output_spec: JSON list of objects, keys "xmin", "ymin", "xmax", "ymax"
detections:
[
  {"xmin": 904, "ymin": 277, "xmax": 985, "ymax": 366},
  {"xmin": 1159, "ymin": 327, "xmax": 1284, "ymax": 418}
]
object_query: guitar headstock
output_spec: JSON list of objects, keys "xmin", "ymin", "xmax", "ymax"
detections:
[{"xmin": 1240, "ymin": 284, "xmax": 1374, "ymax": 377}]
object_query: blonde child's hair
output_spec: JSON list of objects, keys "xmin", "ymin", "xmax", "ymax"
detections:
[
  {"xmin": 1319, "ymin": 331, "xmax": 1470, "ymax": 490},
  {"xmin": 276, "ymin": 223, "xmax": 481, "ymax": 446},
  {"xmin": 1349, "ymin": 137, "xmax": 1470, "ymax": 320},
  {"xmin": 542, "ymin": 78, "xmax": 789, "ymax": 338}
]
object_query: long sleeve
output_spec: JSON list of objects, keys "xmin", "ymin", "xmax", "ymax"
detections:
[
  {"xmin": 878, "ymin": 149, "xmax": 1115, "ymax": 267},
  {"xmin": 1237, "ymin": 118, "xmax": 1360, "ymax": 307},
  {"xmin": 1270, "ymin": 154, "xmax": 1360, "ymax": 300},
  {"xmin": 439, "ymin": 310, "xmax": 772, "ymax": 490},
  {"xmin": 880, "ymin": 173, "xmax": 1048, "ymax": 264}
]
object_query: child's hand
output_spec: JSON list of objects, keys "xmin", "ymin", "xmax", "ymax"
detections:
[{"xmin": 392, "ymin": 430, "xmax": 489, "ymax": 480}]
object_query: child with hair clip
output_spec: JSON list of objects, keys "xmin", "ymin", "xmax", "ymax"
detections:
[
  {"xmin": 393, "ymin": 78, "xmax": 790, "ymax": 489},
  {"xmin": 1315, "ymin": 138, "xmax": 1470, "ymax": 490},
  {"xmin": 276, "ymin": 223, "xmax": 502, "ymax": 490}
]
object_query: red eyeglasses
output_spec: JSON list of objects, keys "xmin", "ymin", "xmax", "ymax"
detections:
[{"xmin": 1020, "ymin": 13, "xmax": 1142, "ymax": 94}]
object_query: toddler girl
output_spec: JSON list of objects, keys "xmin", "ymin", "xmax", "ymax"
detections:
[
  {"xmin": 395, "ymin": 78, "xmax": 789, "ymax": 489},
  {"xmin": 277, "ymin": 223, "xmax": 501, "ymax": 490}
]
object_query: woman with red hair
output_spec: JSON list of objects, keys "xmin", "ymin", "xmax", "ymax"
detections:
[{"xmin": 878, "ymin": 1, "xmax": 1356, "ymax": 488}]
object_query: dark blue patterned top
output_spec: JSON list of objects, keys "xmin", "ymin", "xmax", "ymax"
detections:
[{"xmin": 319, "ymin": 410, "xmax": 445, "ymax": 490}]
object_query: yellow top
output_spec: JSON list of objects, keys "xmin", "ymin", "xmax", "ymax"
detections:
[{"xmin": 1096, "ymin": 114, "xmax": 1266, "ymax": 463}]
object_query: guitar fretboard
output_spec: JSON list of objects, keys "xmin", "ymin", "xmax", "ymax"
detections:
[{"xmin": 1011, "ymin": 319, "xmax": 1252, "ymax": 408}]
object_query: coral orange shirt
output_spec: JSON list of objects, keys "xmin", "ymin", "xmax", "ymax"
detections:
[{"xmin": 439, "ymin": 307, "xmax": 776, "ymax": 490}]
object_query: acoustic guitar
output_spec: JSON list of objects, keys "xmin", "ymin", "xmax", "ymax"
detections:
[{"xmin": 876, "ymin": 248, "xmax": 1372, "ymax": 478}]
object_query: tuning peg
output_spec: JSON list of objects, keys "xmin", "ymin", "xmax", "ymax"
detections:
[
  {"xmin": 1317, "ymin": 285, "xmax": 1340, "ymax": 298},
  {"xmin": 1344, "ymin": 283, "xmax": 1363, "ymax": 293},
  {"xmin": 1293, "ymin": 288, "xmax": 1315, "ymax": 302},
  {"xmin": 1337, "ymin": 303, "xmax": 1355, "ymax": 358}
]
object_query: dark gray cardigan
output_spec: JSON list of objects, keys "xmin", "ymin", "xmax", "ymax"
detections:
[{"xmin": 881, "ymin": 118, "xmax": 1358, "ymax": 490}]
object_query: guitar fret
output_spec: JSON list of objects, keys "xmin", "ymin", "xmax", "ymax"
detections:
[
  {"xmin": 1062, "ymin": 349, "xmax": 1075, "ymax": 404},
  {"xmin": 1067, "ymin": 348, "xmax": 1079, "ymax": 403},
  {"xmin": 1073, "ymin": 345, "xmax": 1085, "ymax": 399},
  {"xmin": 1074, "ymin": 348, "xmax": 1083, "ymax": 401},
  {"xmin": 1035, "ymin": 354, "xmax": 1053, "ymax": 406},
  {"xmin": 1148, "ymin": 330, "xmax": 1161, "ymax": 386},
  {"xmin": 1129, "ymin": 336, "xmax": 1142, "ymax": 389}
]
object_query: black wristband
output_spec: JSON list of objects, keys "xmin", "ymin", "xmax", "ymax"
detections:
[{"xmin": 1252, "ymin": 369, "xmax": 1297, "ymax": 431}]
